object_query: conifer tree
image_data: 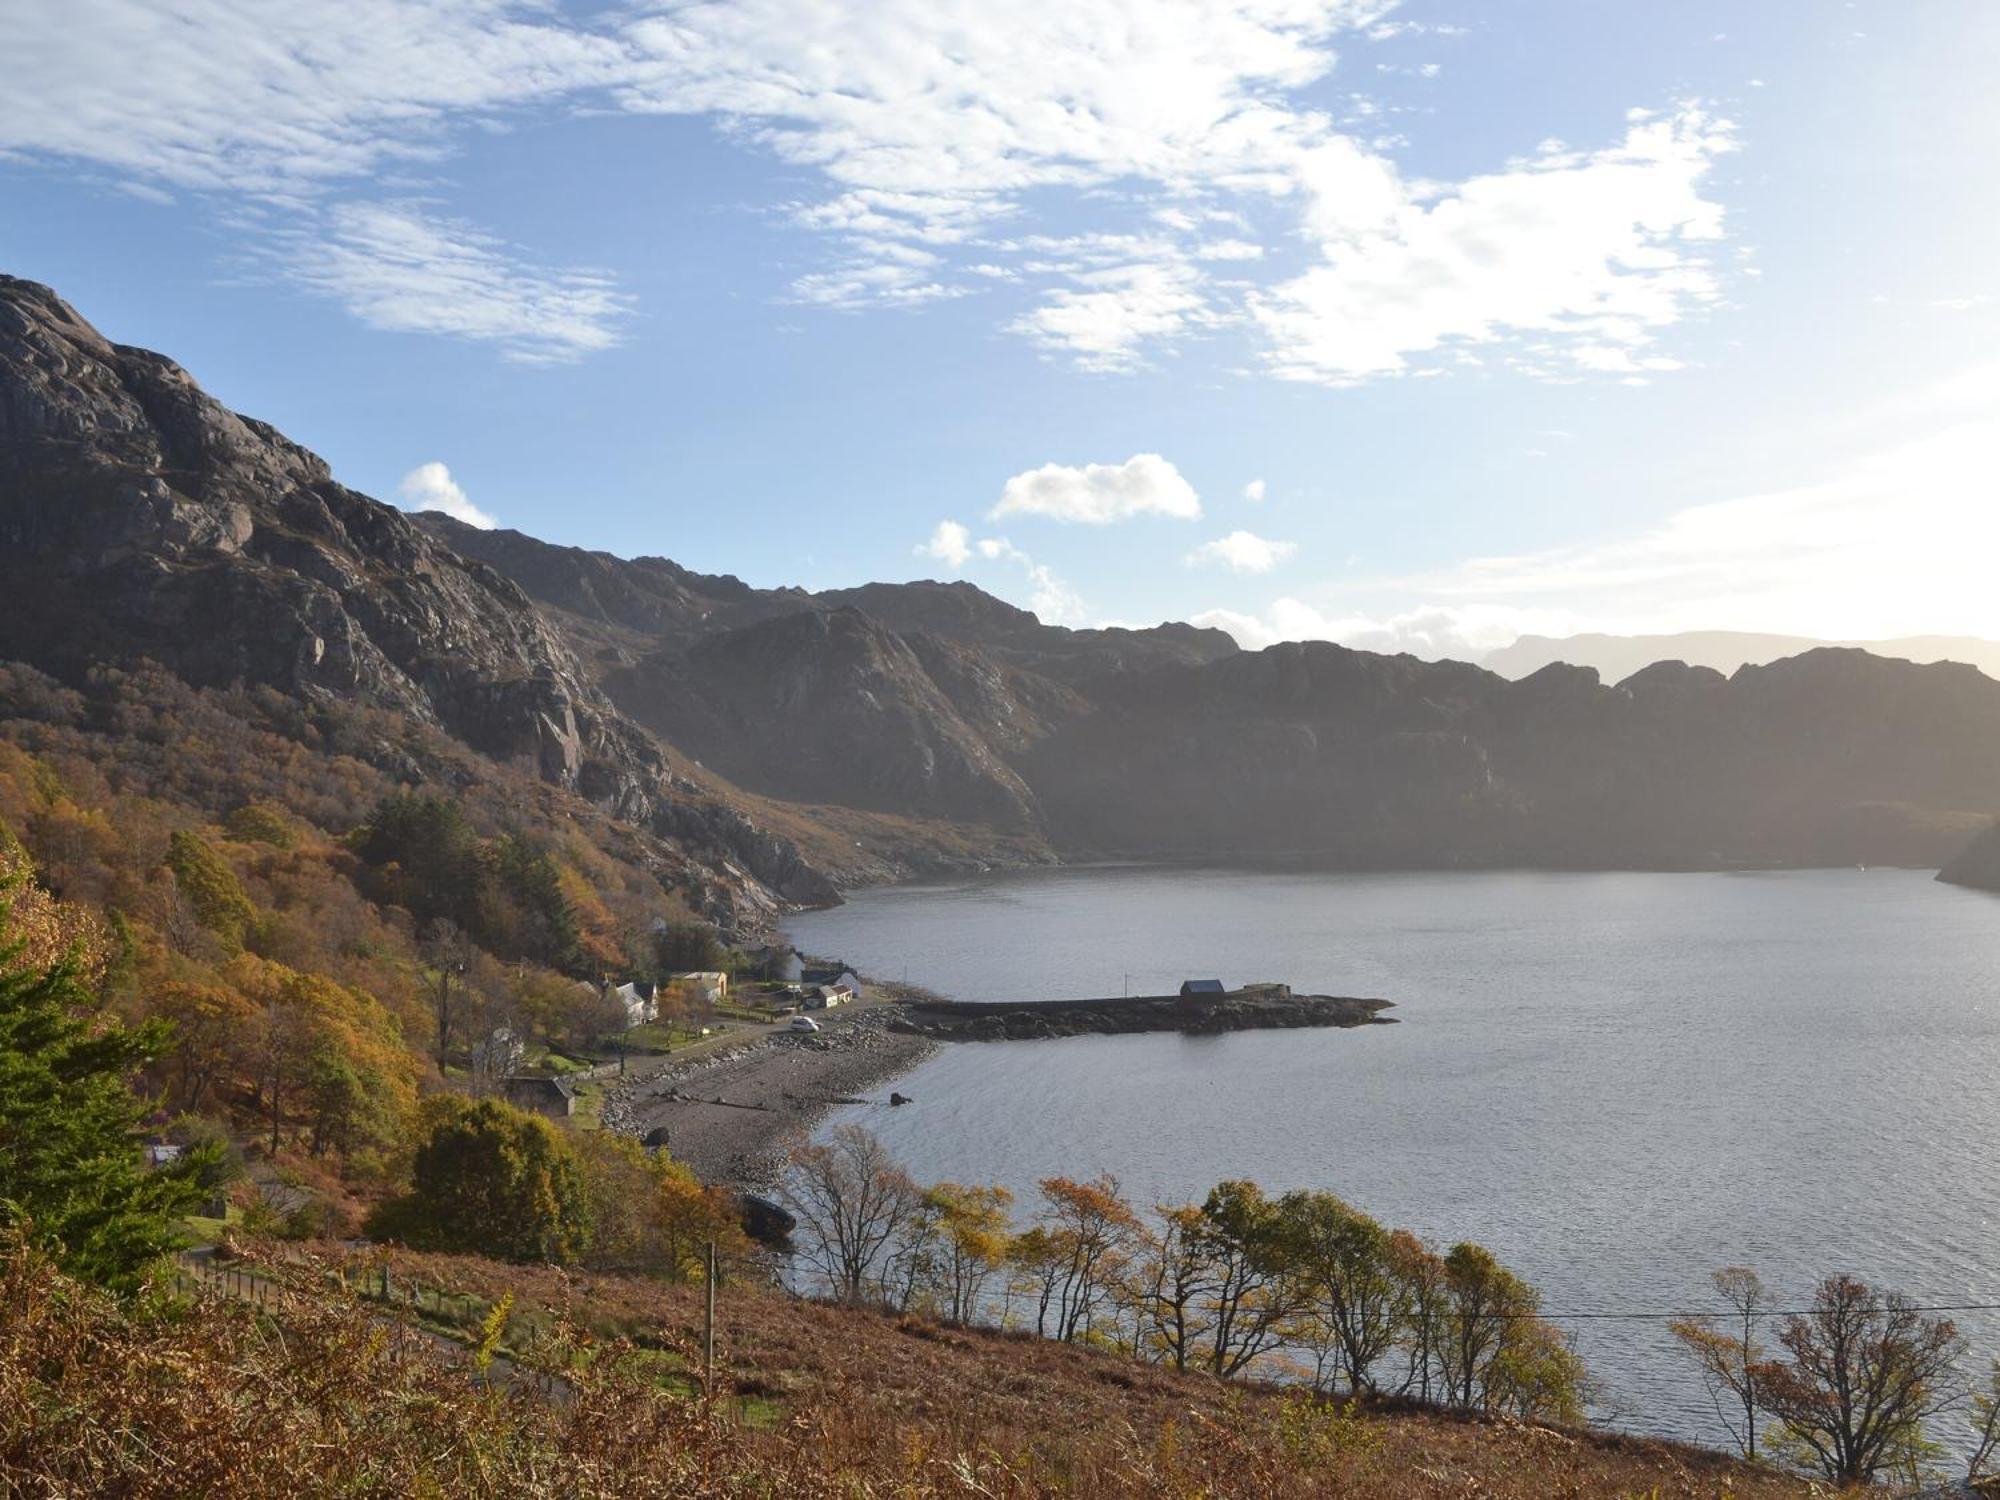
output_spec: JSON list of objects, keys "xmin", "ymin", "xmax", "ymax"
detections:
[{"xmin": 0, "ymin": 882, "xmax": 210, "ymax": 1290}]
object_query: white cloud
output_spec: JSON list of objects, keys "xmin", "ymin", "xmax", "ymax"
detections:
[
  {"xmin": 1189, "ymin": 600, "xmax": 1577, "ymax": 659},
  {"xmin": 974, "ymin": 538, "xmax": 1087, "ymax": 624},
  {"xmin": 993, "ymin": 453, "xmax": 1203, "ymax": 525},
  {"xmin": 1007, "ymin": 260, "xmax": 1213, "ymax": 371},
  {"xmin": 0, "ymin": 0, "xmax": 630, "ymax": 196},
  {"xmin": 1253, "ymin": 106, "xmax": 1736, "ymax": 382},
  {"xmin": 0, "ymin": 1, "xmax": 1737, "ymax": 382},
  {"xmin": 916, "ymin": 519, "xmax": 973, "ymax": 569},
  {"xmin": 397, "ymin": 460, "xmax": 495, "ymax": 528},
  {"xmin": 283, "ymin": 201, "xmax": 630, "ymax": 363},
  {"xmin": 1186, "ymin": 529, "xmax": 1296, "ymax": 573},
  {"xmin": 910, "ymin": 522, "xmax": 1085, "ymax": 622},
  {"xmin": 1243, "ymin": 478, "xmax": 1268, "ymax": 502}
]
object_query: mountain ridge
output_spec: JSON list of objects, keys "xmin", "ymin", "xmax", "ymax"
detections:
[
  {"xmin": 1484, "ymin": 629, "xmax": 2000, "ymax": 683},
  {"xmin": 5, "ymin": 271, "xmax": 1999, "ymax": 890}
]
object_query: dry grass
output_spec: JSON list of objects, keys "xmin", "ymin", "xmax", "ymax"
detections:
[{"xmin": 2, "ymin": 1238, "xmax": 1826, "ymax": 1500}]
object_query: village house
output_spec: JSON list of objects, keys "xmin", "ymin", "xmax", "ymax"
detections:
[
  {"xmin": 800, "ymin": 964, "xmax": 863, "ymax": 1001},
  {"xmin": 608, "ymin": 978, "xmax": 656, "ymax": 1027},
  {"xmin": 500, "ymin": 1075, "xmax": 576, "ymax": 1120},
  {"xmin": 802, "ymin": 978, "xmax": 857, "ymax": 1010},
  {"xmin": 669, "ymin": 970, "xmax": 729, "ymax": 1007}
]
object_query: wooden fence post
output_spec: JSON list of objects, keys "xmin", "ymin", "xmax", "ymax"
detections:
[{"xmin": 704, "ymin": 1239, "xmax": 717, "ymax": 1396}]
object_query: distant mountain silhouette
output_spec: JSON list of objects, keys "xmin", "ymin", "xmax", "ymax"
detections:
[{"xmin": 1484, "ymin": 631, "xmax": 2000, "ymax": 683}]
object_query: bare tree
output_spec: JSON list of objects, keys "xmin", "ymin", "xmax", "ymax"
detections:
[
  {"xmin": 1669, "ymin": 1266, "xmax": 1770, "ymax": 1459},
  {"xmin": 781, "ymin": 1125, "xmax": 917, "ymax": 1304},
  {"xmin": 1751, "ymin": 1275, "xmax": 1965, "ymax": 1485},
  {"xmin": 1968, "ymin": 1361, "xmax": 2000, "ymax": 1486},
  {"xmin": 421, "ymin": 917, "xmax": 473, "ymax": 1068}
]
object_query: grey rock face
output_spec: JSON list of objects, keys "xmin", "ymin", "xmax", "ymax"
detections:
[{"xmin": 0, "ymin": 274, "xmax": 830, "ymax": 917}]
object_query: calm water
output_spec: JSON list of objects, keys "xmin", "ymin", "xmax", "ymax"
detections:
[{"xmin": 788, "ymin": 867, "xmax": 2000, "ymax": 1446}]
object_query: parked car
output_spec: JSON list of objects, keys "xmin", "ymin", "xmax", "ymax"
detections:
[{"xmin": 789, "ymin": 1015, "xmax": 821, "ymax": 1033}]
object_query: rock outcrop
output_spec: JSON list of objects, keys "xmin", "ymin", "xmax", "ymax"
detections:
[
  {"xmin": 0, "ymin": 275, "xmax": 833, "ymax": 917},
  {"xmin": 1939, "ymin": 822, "xmax": 2000, "ymax": 893}
]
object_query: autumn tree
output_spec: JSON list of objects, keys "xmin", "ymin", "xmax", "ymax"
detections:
[
  {"xmin": 926, "ymin": 1182, "xmax": 1013, "ymax": 1326},
  {"xmin": 1385, "ymin": 1230, "xmax": 1449, "ymax": 1402},
  {"xmin": 1668, "ymin": 1266, "xmax": 1771, "ymax": 1459},
  {"xmin": 573, "ymin": 1131, "xmax": 749, "ymax": 1280},
  {"xmin": 1967, "ymin": 1360, "xmax": 2000, "ymax": 1486},
  {"xmin": 1438, "ymin": 1242, "xmax": 1540, "ymax": 1412},
  {"xmin": 781, "ymin": 1125, "xmax": 916, "ymax": 1303},
  {"xmin": 1751, "ymin": 1275, "xmax": 1965, "ymax": 1485},
  {"xmin": 1135, "ymin": 1203, "xmax": 1218, "ymax": 1371},
  {"xmin": 1279, "ymin": 1188, "xmax": 1402, "ymax": 1393},
  {"xmin": 1191, "ymin": 1178, "xmax": 1297, "ymax": 1377},
  {"xmin": 368, "ymin": 1096, "xmax": 591, "ymax": 1265},
  {"xmin": 153, "ymin": 981, "xmax": 255, "ymax": 1114},
  {"xmin": 1036, "ymin": 1174, "xmax": 1142, "ymax": 1344},
  {"xmin": 420, "ymin": 916, "xmax": 474, "ymax": 1067},
  {"xmin": 163, "ymin": 830, "xmax": 255, "ymax": 956}
]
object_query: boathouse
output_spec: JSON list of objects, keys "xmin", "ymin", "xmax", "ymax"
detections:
[{"xmin": 1179, "ymin": 979, "xmax": 1226, "ymax": 1000}]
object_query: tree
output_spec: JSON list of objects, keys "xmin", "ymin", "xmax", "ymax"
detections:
[
  {"xmin": 1190, "ymin": 1179, "xmax": 1297, "ymax": 1377},
  {"xmin": 368, "ymin": 1095, "xmax": 591, "ymax": 1264},
  {"xmin": 1135, "ymin": 1203, "xmax": 1218, "ymax": 1371},
  {"xmin": 572, "ymin": 1131, "xmax": 749, "ymax": 1279},
  {"xmin": 926, "ymin": 1182, "xmax": 1013, "ymax": 1326},
  {"xmin": 163, "ymin": 830, "xmax": 255, "ymax": 955},
  {"xmin": 1438, "ymin": 1242, "xmax": 1539, "ymax": 1412},
  {"xmin": 652, "ymin": 918, "xmax": 726, "ymax": 978},
  {"xmin": 1668, "ymin": 1266, "xmax": 1770, "ymax": 1459},
  {"xmin": 421, "ymin": 917, "xmax": 473, "ymax": 1068},
  {"xmin": 1967, "ymin": 1360, "xmax": 2000, "ymax": 1486},
  {"xmin": 1750, "ymin": 1275, "xmax": 1965, "ymax": 1485},
  {"xmin": 0, "ymin": 885, "xmax": 211, "ymax": 1290},
  {"xmin": 1385, "ymin": 1230, "xmax": 1448, "ymax": 1402},
  {"xmin": 1279, "ymin": 1188, "xmax": 1401, "ymax": 1393},
  {"xmin": 153, "ymin": 980, "xmax": 256, "ymax": 1113},
  {"xmin": 781, "ymin": 1125, "xmax": 916, "ymax": 1303},
  {"xmin": 1037, "ymin": 1174, "xmax": 1141, "ymax": 1344},
  {"xmin": 354, "ymin": 793, "xmax": 481, "ymax": 932}
]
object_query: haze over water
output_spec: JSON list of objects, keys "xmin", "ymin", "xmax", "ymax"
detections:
[{"xmin": 790, "ymin": 867, "xmax": 2000, "ymax": 1447}]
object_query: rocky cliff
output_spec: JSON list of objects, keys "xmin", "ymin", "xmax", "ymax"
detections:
[{"xmin": 0, "ymin": 275, "xmax": 833, "ymax": 919}]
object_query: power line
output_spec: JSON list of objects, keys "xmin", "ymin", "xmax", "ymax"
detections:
[{"xmin": 1524, "ymin": 1302, "xmax": 2000, "ymax": 1323}]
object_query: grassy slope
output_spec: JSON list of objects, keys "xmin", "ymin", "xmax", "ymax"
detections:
[{"xmin": 64, "ymin": 1238, "xmax": 1823, "ymax": 1500}]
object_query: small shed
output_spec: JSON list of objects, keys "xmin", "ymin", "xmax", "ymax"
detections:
[
  {"xmin": 1179, "ymin": 979, "xmax": 1227, "ymax": 1000},
  {"xmin": 501, "ymin": 1075, "xmax": 576, "ymax": 1120}
]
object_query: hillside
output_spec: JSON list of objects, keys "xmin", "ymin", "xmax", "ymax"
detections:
[
  {"xmin": 1, "ymin": 1239, "xmax": 1819, "ymax": 1499},
  {"xmin": 6, "ymin": 271, "xmax": 1999, "ymax": 882},
  {"xmin": 1485, "ymin": 629, "xmax": 2000, "ymax": 683},
  {"xmin": 1940, "ymin": 821, "xmax": 2000, "ymax": 893}
]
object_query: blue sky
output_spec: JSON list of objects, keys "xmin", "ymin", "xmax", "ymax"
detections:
[{"xmin": 4, "ymin": 0, "xmax": 1997, "ymax": 657}]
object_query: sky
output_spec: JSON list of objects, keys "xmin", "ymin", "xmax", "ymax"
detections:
[{"xmin": 2, "ymin": 0, "xmax": 1997, "ymax": 659}]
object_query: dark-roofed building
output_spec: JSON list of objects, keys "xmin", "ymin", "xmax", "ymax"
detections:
[
  {"xmin": 501, "ymin": 1075, "xmax": 576, "ymax": 1120},
  {"xmin": 1179, "ymin": 979, "xmax": 1227, "ymax": 999},
  {"xmin": 801, "ymin": 965, "xmax": 863, "ymax": 1000}
]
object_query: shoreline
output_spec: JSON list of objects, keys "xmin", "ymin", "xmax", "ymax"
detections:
[{"xmin": 598, "ymin": 1010, "xmax": 937, "ymax": 1187}]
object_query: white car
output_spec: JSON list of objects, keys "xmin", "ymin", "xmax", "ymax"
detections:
[{"xmin": 789, "ymin": 1015, "xmax": 821, "ymax": 1033}]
